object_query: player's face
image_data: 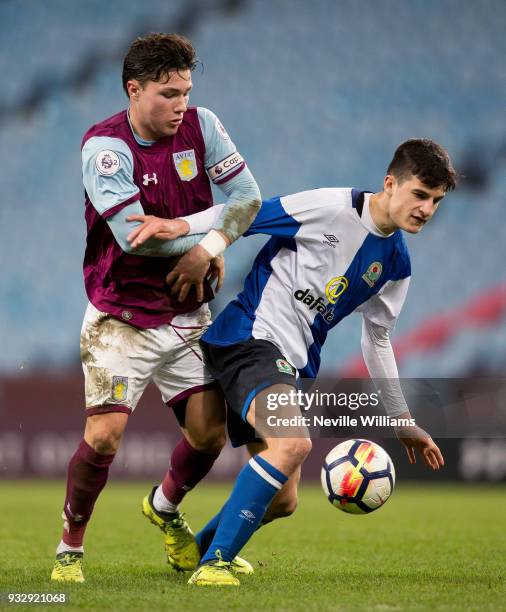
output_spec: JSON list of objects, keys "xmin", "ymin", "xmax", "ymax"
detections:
[
  {"xmin": 128, "ymin": 70, "xmax": 192, "ymax": 139},
  {"xmin": 386, "ymin": 175, "xmax": 445, "ymax": 234}
]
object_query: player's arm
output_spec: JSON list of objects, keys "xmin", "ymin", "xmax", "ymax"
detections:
[
  {"xmin": 360, "ymin": 278, "xmax": 444, "ymax": 470},
  {"xmin": 163, "ymin": 108, "xmax": 261, "ymax": 302},
  {"xmin": 172, "ymin": 188, "xmax": 336, "ymax": 240},
  {"xmin": 134, "ymin": 187, "xmax": 344, "ymax": 247},
  {"xmin": 82, "ymin": 136, "xmax": 203, "ymax": 257},
  {"xmin": 198, "ymin": 107, "xmax": 262, "ymax": 243}
]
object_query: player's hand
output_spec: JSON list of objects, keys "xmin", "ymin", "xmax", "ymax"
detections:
[
  {"xmin": 207, "ymin": 255, "xmax": 225, "ymax": 293},
  {"xmin": 394, "ymin": 422, "xmax": 445, "ymax": 470},
  {"xmin": 166, "ymin": 244, "xmax": 213, "ymax": 302},
  {"xmin": 126, "ymin": 215, "xmax": 190, "ymax": 248}
]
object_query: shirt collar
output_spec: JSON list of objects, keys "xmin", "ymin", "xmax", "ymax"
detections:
[
  {"xmin": 361, "ymin": 193, "xmax": 395, "ymax": 238},
  {"xmin": 127, "ymin": 110, "xmax": 155, "ymax": 147}
]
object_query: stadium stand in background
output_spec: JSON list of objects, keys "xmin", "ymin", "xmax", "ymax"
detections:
[{"xmin": 0, "ymin": 0, "xmax": 505, "ymax": 376}]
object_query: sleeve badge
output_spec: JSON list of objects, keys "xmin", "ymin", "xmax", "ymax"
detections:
[{"xmin": 96, "ymin": 150, "xmax": 120, "ymax": 176}]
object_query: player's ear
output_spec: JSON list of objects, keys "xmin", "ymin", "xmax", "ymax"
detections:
[
  {"xmin": 384, "ymin": 174, "xmax": 395, "ymax": 196},
  {"xmin": 126, "ymin": 79, "xmax": 142, "ymax": 100}
]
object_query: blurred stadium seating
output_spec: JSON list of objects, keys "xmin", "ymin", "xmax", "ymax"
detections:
[{"xmin": 0, "ymin": 0, "xmax": 505, "ymax": 376}]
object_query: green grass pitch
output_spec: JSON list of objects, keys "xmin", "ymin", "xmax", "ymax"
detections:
[{"xmin": 0, "ymin": 481, "xmax": 504, "ymax": 611}]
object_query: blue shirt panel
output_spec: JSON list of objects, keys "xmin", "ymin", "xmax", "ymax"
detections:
[{"xmin": 300, "ymin": 230, "xmax": 411, "ymax": 377}]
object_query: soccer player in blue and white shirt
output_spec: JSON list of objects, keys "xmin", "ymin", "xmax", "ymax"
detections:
[{"xmin": 142, "ymin": 138, "xmax": 456, "ymax": 585}]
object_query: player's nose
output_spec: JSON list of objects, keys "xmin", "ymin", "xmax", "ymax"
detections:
[
  {"xmin": 419, "ymin": 199, "xmax": 437, "ymax": 218},
  {"xmin": 174, "ymin": 95, "xmax": 188, "ymax": 113}
]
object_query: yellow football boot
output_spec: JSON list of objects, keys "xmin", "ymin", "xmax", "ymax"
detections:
[
  {"xmin": 50, "ymin": 552, "xmax": 84, "ymax": 583},
  {"xmin": 141, "ymin": 487, "xmax": 200, "ymax": 571},
  {"xmin": 230, "ymin": 555, "xmax": 254, "ymax": 575},
  {"xmin": 188, "ymin": 560, "xmax": 240, "ymax": 587}
]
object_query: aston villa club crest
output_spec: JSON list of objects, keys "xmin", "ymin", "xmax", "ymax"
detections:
[
  {"xmin": 173, "ymin": 149, "xmax": 198, "ymax": 181},
  {"xmin": 362, "ymin": 262, "xmax": 383, "ymax": 287},
  {"xmin": 112, "ymin": 376, "xmax": 128, "ymax": 402}
]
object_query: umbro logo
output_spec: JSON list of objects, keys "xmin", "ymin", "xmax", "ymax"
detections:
[
  {"xmin": 240, "ymin": 509, "xmax": 256, "ymax": 523},
  {"xmin": 143, "ymin": 173, "xmax": 158, "ymax": 186},
  {"xmin": 322, "ymin": 234, "xmax": 339, "ymax": 248}
]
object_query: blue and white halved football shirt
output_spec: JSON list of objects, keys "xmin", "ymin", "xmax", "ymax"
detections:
[{"xmin": 203, "ymin": 188, "xmax": 411, "ymax": 378}]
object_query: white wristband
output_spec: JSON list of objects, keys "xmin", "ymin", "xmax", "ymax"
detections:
[
  {"xmin": 183, "ymin": 204, "xmax": 225, "ymax": 235},
  {"xmin": 198, "ymin": 229, "xmax": 228, "ymax": 258}
]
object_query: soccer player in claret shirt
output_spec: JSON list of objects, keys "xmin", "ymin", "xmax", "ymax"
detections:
[
  {"xmin": 142, "ymin": 139, "xmax": 455, "ymax": 586},
  {"xmin": 50, "ymin": 33, "xmax": 261, "ymax": 583}
]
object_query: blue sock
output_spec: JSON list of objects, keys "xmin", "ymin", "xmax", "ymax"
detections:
[
  {"xmin": 195, "ymin": 507, "xmax": 224, "ymax": 556},
  {"xmin": 196, "ymin": 503, "xmax": 267, "ymax": 559},
  {"xmin": 200, "ymin": 455, "xmax": 288, "ymax": 564}
]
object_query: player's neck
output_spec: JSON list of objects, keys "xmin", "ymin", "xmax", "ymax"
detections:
[
  {"xmin": 128, "ymin": 106, "xmax": 159, "ymax": 142},
  {"xmin": 369, "ymin": 192, "xmax": 398, "ymax": 234}
]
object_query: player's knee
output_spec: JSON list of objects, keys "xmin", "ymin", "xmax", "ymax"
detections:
[
  {"xmin": 87, "ymin": 430, "xmax": 123, "ymax": 455},
  {"xmin": 85, "ymin": 412, "xmax": 128, "ymax": 455},
  {"xmin": 278, "ymin": 438, "xmax": 312, "ymax": 466},
  {"xmin": 186, "ymin": 428, "xmax": 226, "ymax": 454}
]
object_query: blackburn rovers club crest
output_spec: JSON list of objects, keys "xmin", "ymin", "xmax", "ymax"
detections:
[
  {"xmin": 362, "ymin": 262, "xmax": 383, "ymax": 287},
  {"xmin": 173, "ymin": 149, "xmax": 198, "ymax": 181},
  {"xmin": 112, "ymin": 376, "xmax": 128, "ymax": 402},
  {"xmin": 276, "ymin": 359, "xmax": 295, "ymax": 375},
  {"xmin": 325, "ymin": 276, "xmax": 349, "ymax": 304}
]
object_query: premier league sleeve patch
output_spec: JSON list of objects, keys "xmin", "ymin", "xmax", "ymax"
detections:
[
  {"xmin": 173, "ymin": 149, "xmax": 198, "ymax": 181},
  {"xmin": 95, "ymin": 150, "xmax": 120, "ymax": 176}
]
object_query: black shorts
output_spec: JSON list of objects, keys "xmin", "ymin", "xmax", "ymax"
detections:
[{"xmin": 200, "ymin": 338, "xmax": 299, "ymax": 447}]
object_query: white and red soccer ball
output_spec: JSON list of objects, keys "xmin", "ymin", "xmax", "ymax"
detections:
[{"xmin": 321, "ymin": 439, "xmax": 395, "ymax": 514}]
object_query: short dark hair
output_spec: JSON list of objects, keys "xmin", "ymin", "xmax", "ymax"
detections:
[
  {"xmin": 387, "ymin": 138, "xmax": 457, "ymax": 192},
  {"xmin": 122, "ymin": 33, "xmax": 197, "ymax": 94}
]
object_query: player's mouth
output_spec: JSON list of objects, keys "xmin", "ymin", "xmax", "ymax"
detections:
[
  {"xmin": 411, "ymin": 215, "xmax": 425, "ymax": 225},
  {"xmin": 168, "ymin": 118, "xmax": 183, "ymax": 127}
]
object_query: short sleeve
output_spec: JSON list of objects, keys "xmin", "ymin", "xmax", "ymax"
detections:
[
  {"xmin": 197, "ymin": 107, "xmax": 246, "ymax": 185},
  {"xmin": 244, "ymin": 196, "xmax": 301, "ymax": 238},
  {"xmin": 244, "ymin": 189, "xmax": 349, "ymax": 239},
  {"xmin": 82, "ymin": 136, "xmax": 140, "ymax": 218}
]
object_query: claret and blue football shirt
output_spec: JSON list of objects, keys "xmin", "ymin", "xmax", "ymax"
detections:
[{"xmin": 81, "ymin": 107, "xmax": 250, "ymax": 327}]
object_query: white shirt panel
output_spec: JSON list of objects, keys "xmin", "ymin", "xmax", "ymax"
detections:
[{"xmin": 252, "ymin": 199, "xmax": 372, "ymax": 369}]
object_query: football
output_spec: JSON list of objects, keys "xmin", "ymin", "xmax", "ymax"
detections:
[{"xmin": 321, "ymin": 439, "xmax": 395, "ymax": 514}]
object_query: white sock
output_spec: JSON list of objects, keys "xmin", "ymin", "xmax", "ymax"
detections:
[
  {"xmin": 56, "ymin": 540, "xmax": 84, "ymax": 555},
  {"xmin": 153, "ymin": 485, "xmax": 178, "ymax": 514}
]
